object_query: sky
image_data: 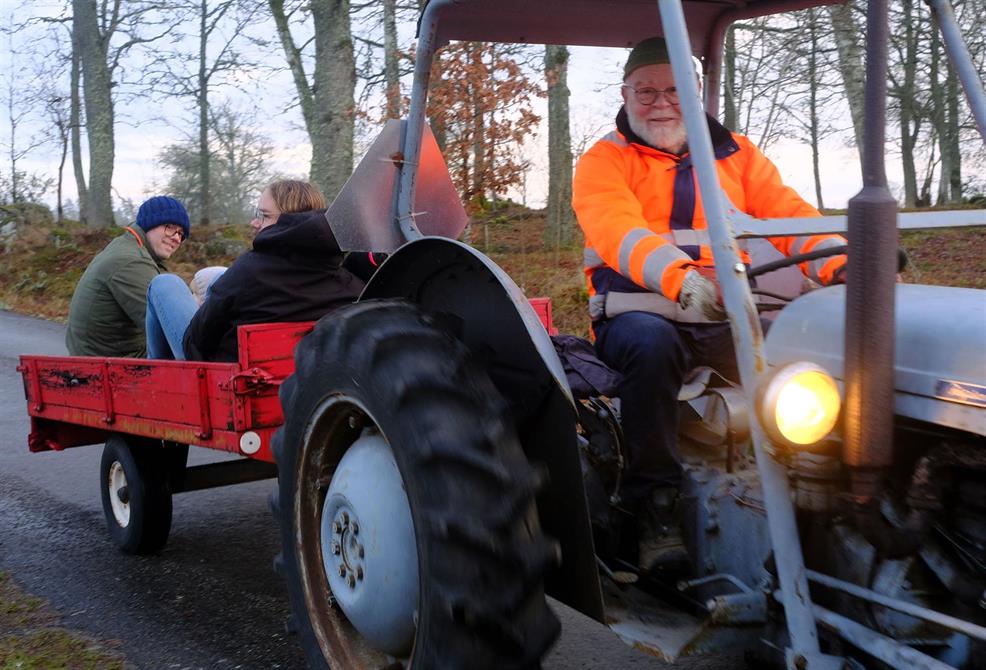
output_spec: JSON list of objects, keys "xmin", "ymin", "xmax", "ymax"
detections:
[{"xmin": 0, "ymin": 2, "xmax": 949, "ymax": 218}]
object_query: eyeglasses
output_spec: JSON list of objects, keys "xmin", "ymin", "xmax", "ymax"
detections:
[
  {"xmin": 253, "ymin": 205, "xmax": 277, "ymax": 227},
  {"xmin": 160, "ymin": 223, "xmax": 185, "ymax": 241},
  {"xmin": 623, "ymin": 84, "xmax": 680, "ymax": 106}
]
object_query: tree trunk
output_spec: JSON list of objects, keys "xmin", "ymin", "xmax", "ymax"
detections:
[
  {"xmin": 310, "ymin": 0, "xmax": 354, "ymax": 202},
  {"xmin": 544, "ymin": 43, "xmax": 574, "ymax": 248},
  {"xmin": 931, "ymin": 28, "xmax": 950, "ymax": 206},
  {"xmin": 898, "ymin": 0, "xmax": 918, "ymax": 208},
  {"xmin": 70, "ymin": 26, "xmax": 88, "ymax": 224},
  {"xmin": 723, "ymin": 26, "xmax": 737, "ymax": 129},
  {"xmin": 197, "ymin": 0, "xmax": 211, "ymax": 226},
  {"xmin": 470, "ymin": 44, "xmax": 485, "ymax": 203},
  {"xmin": 383, "ymin": 0, "xmax": 400, "ymax": 119},
  {"xmin": 73, "ymin": 0, "xmax": 116, "ymax": 227},
  {"xmin": 807, "ymin": 10, "xmax": 824, "ymax": 210},
  {"xmin": 944, "ymin": 59, "xmax": 961, "ymax": 203},
  {"xmin": 6, "ymin": 76, "xmax": 16, "ymax": 202},
  {"xmin": 57, "ymin": 118, "xmax": 68, "ymax": 222},
  {"xmin": 827, "ymin": 3, "xmax": 866, "ymax": 152}
]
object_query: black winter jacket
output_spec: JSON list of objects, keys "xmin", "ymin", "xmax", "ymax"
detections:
[{"xmin": 183, "ymin": 209, "xmax": 364, "ymax": 362}]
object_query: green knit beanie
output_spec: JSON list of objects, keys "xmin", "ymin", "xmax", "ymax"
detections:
[{"xmin": 624, "ymin": 37, "xmax": 671, "ymax": 79}]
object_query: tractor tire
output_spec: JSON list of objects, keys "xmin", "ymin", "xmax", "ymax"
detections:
[
  {"xmin": 99, "ymin": 434, "xmax": 173, "ymax": 555},
  {"xmin": 272, "ymin": 299, "xmax": 561, "ymax": 670}
]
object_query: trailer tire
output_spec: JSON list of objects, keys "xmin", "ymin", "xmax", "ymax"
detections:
[
  {"xmin": 273, "ymin": 299, "xmax": 560, "ymax": 669},
  {"xmin": 99, "ymin": 435, "xmax": 172, "ymax": 555}
]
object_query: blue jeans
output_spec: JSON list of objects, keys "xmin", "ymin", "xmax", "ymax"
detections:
[
  {"xmin": 146, "ymin": 274, "xmax": 199, "ymax": 360},
  {"xmin": 593, "ymin": 311, "xmax": 738, "ymax": 504}
]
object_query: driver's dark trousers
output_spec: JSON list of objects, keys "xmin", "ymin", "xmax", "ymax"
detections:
[{"xmin": 593, "ymin": 311, "xmax": 739, "ymax": 505}]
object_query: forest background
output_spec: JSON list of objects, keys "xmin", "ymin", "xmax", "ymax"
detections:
[{"xmin": 0, "ymin": 0, "xmax": 984, "ymax": 336}]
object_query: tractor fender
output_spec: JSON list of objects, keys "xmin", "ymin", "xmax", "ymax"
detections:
[
  {"xmin": 362, "ymin": 236, "xmax": 571, "ymax": 408},
  {"xmin": 360, "ymin": 236, "xmax": 605, "ymax": 622}
]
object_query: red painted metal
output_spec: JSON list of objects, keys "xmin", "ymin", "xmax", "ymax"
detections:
[
  {"xmin": 101, "ymin": 360, "xmax": 115, "ymax": 424},
  {"xmin": 529, "ymin": 297, "xmax": 559, "ymax": 335},
  {"xmin": 18, "ymin": 321, "xmax": 314, "ymax": 464},
  {"xmin": 196, "ymin": 367, "xmax": 213, "ymax": 440},
  {"xmin": 17, "ymin": 299, "xmax": 556, "ymax": 468}
]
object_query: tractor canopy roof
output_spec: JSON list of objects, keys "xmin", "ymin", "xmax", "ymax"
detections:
[{"xmin": 422, "ymin": 0, "xmax": 842, "ymax": 56}]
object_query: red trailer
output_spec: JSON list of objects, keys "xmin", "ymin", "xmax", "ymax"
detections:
[{"xmin": 17, "ymin": 299, "xmax": 557, "ymax": 554}]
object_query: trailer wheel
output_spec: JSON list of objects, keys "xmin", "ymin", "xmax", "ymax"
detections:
[
  {"xmin": 272, "ymin": 299, "xmax": 560, "ymax": 669},
  {"xmin": 99, "ymin": 435, "xmax": 172, "ymax": 555}
]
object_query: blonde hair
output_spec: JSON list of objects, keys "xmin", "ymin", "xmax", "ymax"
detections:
[{"xmin": 266, "ymin": 180, "xmax": 327, "ymax": 214}]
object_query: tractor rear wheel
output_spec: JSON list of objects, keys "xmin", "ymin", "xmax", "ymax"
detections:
[{"xmin": 272, "ymin": 299, "xmax": 560, "ymax": 669}]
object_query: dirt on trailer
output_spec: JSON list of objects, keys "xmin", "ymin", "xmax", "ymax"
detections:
[{"xmin": 0, "ymin": 204, "xmax": 982, "ymax": 336}]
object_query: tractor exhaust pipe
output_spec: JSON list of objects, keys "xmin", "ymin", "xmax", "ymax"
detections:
[{"xmin": 843, "ymin": 0, "xmax": 898, "ymax": 509}]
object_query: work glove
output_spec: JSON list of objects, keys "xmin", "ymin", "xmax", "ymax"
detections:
[{"xmin": 678, "ymin": 268, "xmax": 727, "ymax": 321}]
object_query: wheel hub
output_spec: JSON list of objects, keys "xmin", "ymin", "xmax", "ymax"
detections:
[
  {"xmin": 327, "ymin": 506, "xmax": 366, "ymax": 590},
  {"xmin": 107, "ymin": 461, "xmax": 131, "ymax": 527},
  {"xmin": 320, "ymin": 431, "xmax": 418, "ymax": 656}
]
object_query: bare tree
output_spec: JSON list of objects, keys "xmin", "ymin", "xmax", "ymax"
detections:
[
  {"xmin": 1, "ymin": 17, "xmax": 48, "ymax": 204},
  {"xmin": 146, "ymin": 0, "xmax": 260, "ymax": 227},
  {"xmin": 45, "ymin": 93, "xmax": 71, "ymax": 222},
  {"xmin": 727, "ymin": 18, "xmax": 801, "ymax": 152},
  {"xmin": 723, "ymin": 26, "xmax": 737, "ymax": 130},
  {"xmin": 827, "ymin": 2, "xmax": 866, "ymax": 151},
  {"xmin": 268, "ymin": 0, "xmax": 355, "ymax": 201},
  {"xmin": 544, "ymin": 43, "xmax": 574, "ymax": 248},
  {"xmin": 382, "ymin": 0, "xmax": 400, "ymax": 119},
  {"xmin": 72, "ymin": 0, "xmax": 174, "ymax": 227},
  {"xmin": 71, "ymin": 0, "xmax": 115, "ymax": 225},
  {"xmin": 158, "ymin": 104, "xmax": 274, "ymax": 225},
  {"xmin": 782, "ymin": 8, "xmax": 845, "ymax": 209},
  {"xmin": 70, "ymin": 25, "xmax": 88, "ymax": 223}
]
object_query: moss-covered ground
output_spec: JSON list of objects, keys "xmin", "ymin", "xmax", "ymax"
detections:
[{"xmin": 0, "ymin": 571, "xmax": 129, "ymax": 670}]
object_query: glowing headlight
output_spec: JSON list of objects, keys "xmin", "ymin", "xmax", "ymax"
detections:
[{"xmin": 759, "ymin": 362, "xmax": 841, "ymax": 447}]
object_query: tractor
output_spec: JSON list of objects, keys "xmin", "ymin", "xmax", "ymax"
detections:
[
  {"xmin": 269, "ymin": 0, "xmax": 986, "ymax": 668},
  {"xmin": 18, "ymin": 0, "xmax": 985, "ymax": 668}
]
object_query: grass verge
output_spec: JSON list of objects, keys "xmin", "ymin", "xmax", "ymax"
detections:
[{"xmin": 0, "ymin": 570, "xmax": 129, "ymax": 670}]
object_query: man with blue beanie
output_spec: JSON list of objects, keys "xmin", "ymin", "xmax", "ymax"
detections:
[{"xmin": 66, "ymin": 195, "xmax": 190, "ymax": 357}]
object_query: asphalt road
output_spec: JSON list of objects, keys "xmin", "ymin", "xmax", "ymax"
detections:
[{"xmin": 0, "ymin": 309, "xmax": 733, "ymax": 670}]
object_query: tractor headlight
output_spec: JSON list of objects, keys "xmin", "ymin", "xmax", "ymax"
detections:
[{"xmin": 759, "ymin": 363, "xmax": 841, "ymax": 447}]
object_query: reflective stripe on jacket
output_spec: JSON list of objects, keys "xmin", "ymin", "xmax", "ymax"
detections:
[{"xmin": 573, "ymin": 108, "xmax": 846, "ymax": 322}]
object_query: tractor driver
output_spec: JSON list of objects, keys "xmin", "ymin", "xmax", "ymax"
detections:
[{"xmin": 572, "ymin": 37, "xmax": 847, "ymax": 568}]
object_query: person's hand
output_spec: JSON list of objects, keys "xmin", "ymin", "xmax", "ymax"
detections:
[{"xmin": 678, "ymin": 268, "xmax": 727, "ymax": 321}]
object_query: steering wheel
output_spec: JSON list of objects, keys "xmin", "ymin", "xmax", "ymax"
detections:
[{"xmin": 744, "ymin": 245, "xmax": 908, "ymax": 310}]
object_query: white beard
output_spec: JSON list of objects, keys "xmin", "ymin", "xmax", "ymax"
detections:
[{"xmin": 627, "ymin": 114, "xmax": 687, "ymax": 154}]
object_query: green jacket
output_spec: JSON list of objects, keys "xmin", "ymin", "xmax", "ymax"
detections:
[{"xmin": 65, "ymin": 227, "xmax": 167, "ymax": 357}]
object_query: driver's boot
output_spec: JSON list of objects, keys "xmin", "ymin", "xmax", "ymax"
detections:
[{"xmin": 638, "ymin": 487, "xmax": 688, "ymax": 570}]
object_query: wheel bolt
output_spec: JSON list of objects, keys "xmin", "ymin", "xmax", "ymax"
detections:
[
  {"xmin": 342, "ymin": 511, "xmax": 350, "ymax": 525},
  {"xmin": 338, "ymin": 565, "xmax": 347, "ymax": 577},
  {"xmin": 333, "ymin": 521, "xmax": 342, "ymax": 534},
  {"xmin": 347, "ymin": 573, "xmax": 356, "ymax": 588},
  {"xmin": 350, "ymin": 521, "xmax": 359, "ymax": 535},
  {"xmin": 356, "ymin": 566, "xmax": 364, "ymax": 581},
  {"xmin": 330, "ymin": 541, "xmax": 340, "ymax": 555},
  {"xmin": 357, "ymin": 545, "xmax": 364, "ymax": 559}
]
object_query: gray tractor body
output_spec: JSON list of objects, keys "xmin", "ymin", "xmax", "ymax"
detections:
[{"xmin": 319, "ymin": 0, "xmax": 986, "ymax": 666}]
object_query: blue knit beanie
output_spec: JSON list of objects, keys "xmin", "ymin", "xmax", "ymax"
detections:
[{"xmin": 135, "ymin": 196, "xmax": 190, "ymax": 239}]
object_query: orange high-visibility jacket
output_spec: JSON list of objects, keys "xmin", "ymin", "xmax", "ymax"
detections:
[{"xmin": 573, "ymin": 111, "xmax": 846, "ymax": 323}]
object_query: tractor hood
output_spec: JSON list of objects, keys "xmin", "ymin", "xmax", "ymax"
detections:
[{"xmin": 765, "ymin": 284, "xmax": 986, "ymax": 436}]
